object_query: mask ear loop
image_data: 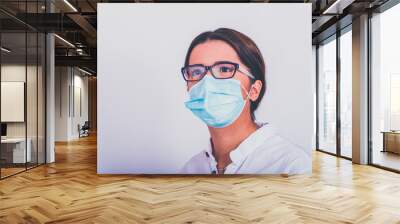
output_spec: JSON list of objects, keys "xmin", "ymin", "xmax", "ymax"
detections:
[
  {"xmin": 237, "ymin": 67, "xmax": 255, "ymax": 101},
  {"xmin": 240, "ymin": 84, "xmax": 253, "ymax": 101}
]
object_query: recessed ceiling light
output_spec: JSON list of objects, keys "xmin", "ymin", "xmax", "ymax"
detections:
[
  {"xmin": 1, "ymin": 47, "xmax": 11, "ymax": 53},
  {"xmin": 78, "ymin": 67, "xmax": 93, "ymax": 76},
  {"xmin": 322, "ymin": 0, "xmax": 341, "ymax": 14},
  {"xmin": 63, "ymin": 0, "xmax": 78, "ymax": 12},
  {"xmin": 54, "ymin": 34, "xmax": 75, "ymax": 48}
]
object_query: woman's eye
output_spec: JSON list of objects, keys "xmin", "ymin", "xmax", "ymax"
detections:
[
  {"xmin": 220, "ymin": 66, "xmax": 233, "ymax": 72},
  {"xmin": 191, "ymin": 69, "xmax": 203, "ymax": 76}
]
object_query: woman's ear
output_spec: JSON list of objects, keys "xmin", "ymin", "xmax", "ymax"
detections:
[{"xmin": 249, "ymin": 80, "xmax": 262, "ymax": 102}]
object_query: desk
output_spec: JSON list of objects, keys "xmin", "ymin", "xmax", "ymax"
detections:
[
  {"xmin": 382, "ymin": 131, "xmax": 400, "ymax": 154},
  {"xmin": 1, "ymin": 138, "xmax": 31, "ymax": 163}
]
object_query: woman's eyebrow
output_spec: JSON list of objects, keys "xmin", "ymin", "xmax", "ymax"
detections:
[
  {"xmin": 187, "ymin": 61, "xmax": 236, "ymax": 67},
  {"xmin": 213, "ymin": 60, "xmax": 235, "ymax": 64},
  {"xmin": 187, "ymin": 63, "xmax": 205, "ymax": 67}
]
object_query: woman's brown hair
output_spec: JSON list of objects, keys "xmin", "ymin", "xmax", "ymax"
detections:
[{"xmin": 184, "ymin": 27, "xmax": 266, "ymax": 120}]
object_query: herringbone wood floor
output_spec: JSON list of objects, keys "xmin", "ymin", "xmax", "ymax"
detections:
[{"xmin": 1, "ymin": 134, "xmax": 400, "ymax": 224}]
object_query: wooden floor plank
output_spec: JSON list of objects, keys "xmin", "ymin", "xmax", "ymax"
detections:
[{"xmin": 1, "ymin": 134, "xmax": 400, "ymax": 223}]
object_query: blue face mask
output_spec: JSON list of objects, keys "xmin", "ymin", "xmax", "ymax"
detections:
[{"xmin": 184, "ymin": 75, "xmax": 251, "ymax": 128}]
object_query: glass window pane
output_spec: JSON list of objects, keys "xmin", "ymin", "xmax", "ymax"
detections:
[
  {"xmin": 0, "ymin": 1, "xmax": 46, "ymax": 179},
  {"xmin": 340, "ymin": 29, "xmax": 352, "ymax": 158},
  {"xmin": 318, "ymin": 37, "xmax": 337, "ymax": 154},
  {"xmin": 27, "ymin": 31, "xmax": 38, "ymax": 169},
  {"xmin": 371, "ymin": 3, "xmax": 400, "ymax": 171},
  {"xmin": 1, "ymin": 31, "xmax": 27, "ymax": 177},
  {"xmin": 38, "ymin": 32, "xmax": 46, "ymax": 165},
  {"xmin": 26, "ymin": 0, "xmax": 39, "ymax": 169}
]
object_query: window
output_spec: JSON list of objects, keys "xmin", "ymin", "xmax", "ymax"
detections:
[
  {"xmin": 370, "ymin": 2, "xmax": 400, "ymax": 171},
  {"xmin": 318, "ymin": 36, "xmax": 337, "ymax": 154},
  {"xmin": 339, "ymin": 29, "xmax": 352, "ymax": 158},
  {"xmin": 0, "ymin": 1, "xmax": 47, "ymax": 179}
]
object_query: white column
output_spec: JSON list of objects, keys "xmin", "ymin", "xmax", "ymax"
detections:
[
  {"xmin": 352, "ymin": 14, "xmax": 369, "ymax": 164},
  {"xmin": 45, "ymin": 1, "xmax": 55, "ymax": 163},
  {"xmin": 46, "ymin": 33, "xmax": 55, "ymax": 163}
]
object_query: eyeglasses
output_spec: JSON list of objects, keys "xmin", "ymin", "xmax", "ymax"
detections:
[{"xmin": 181, "ymin": 61, "xmax": 255, "ymax": 82}]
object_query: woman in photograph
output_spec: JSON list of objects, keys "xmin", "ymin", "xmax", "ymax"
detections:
[{"xmin": 181, "ymin": 28, "xmax": 311, "ymax": 175}]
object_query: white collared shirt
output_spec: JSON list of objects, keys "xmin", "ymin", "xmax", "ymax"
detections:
[{"xmin": 180, "ymin": 123, "xmax": 311, "ymax": 175}]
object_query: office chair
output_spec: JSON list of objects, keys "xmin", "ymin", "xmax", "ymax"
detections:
[{"xmin": 79, "ymin": 121, "xmax": 90, "ymax": 138}]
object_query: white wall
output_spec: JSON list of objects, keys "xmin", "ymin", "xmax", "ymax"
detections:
[
  {"xmin": 71, "ymin": 72, "xmax": 89, "ymax": 138},
  {"xmin": 55, "ymin": 67, "xmax": 89, "ymax": 141},
  {"xmin": 55, "ymin": 66, "xmax": 70, "ymax": 141},
  {"xmin": 98, "ymin": 3, "xmax": 313, "ymax": 174}
]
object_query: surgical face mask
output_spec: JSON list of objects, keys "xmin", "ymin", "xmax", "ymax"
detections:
[{"xmin": 184, "ymin": 75, "xmax": 251, "ymax": 128}]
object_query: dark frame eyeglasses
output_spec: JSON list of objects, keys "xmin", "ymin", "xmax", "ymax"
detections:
[{"xmin": 181, "ymin": 61, "xmax": 254, "ymax": 82}]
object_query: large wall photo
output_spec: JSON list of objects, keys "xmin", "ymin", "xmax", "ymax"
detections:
[{"xmin": 98, "ymin": 3, "xmax": 314, "ymax": 174}]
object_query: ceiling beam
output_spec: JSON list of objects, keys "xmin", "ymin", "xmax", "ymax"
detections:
[{"xmin": 55, "ymin": 55, "xmax": 96, "ymax": 70}]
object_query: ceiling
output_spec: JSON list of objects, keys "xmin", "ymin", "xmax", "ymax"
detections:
[{"xmin": 0, "ymin": 0, "xmax": 393, "ymax": 74}]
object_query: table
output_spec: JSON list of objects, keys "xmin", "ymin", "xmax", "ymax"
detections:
[
  {"xmin": 382, "ymin": 131, "xmax": 400, "ymax": 154},
  {"xmin": 1, "ymin": 138, "xmax": 32, "ymax": 163}
]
